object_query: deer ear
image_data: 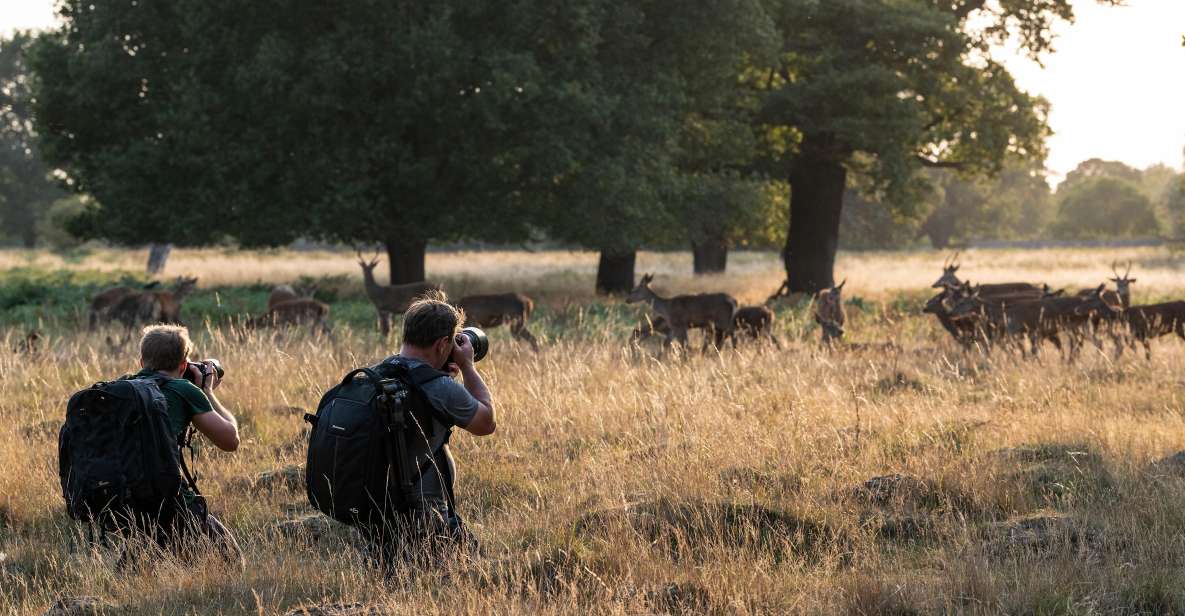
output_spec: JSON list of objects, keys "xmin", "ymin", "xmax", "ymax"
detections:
[
  {"xmin": 836, "ymin": 279, "xmax": 846, "ymax": 291},
  {"xmin": 952, "ymin": 265, "xmax": 959, "ymax": 273},
  {"xmin": 1130, "ymin": 278, "xmax": 1137, "ymax": 283}
]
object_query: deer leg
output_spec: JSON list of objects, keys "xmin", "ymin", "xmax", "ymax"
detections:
[
  {"xmin": 377, "ymin": 310, "xmax": 390, "ymax": 336},
  {"xmin": 713, "ymin": 325, "xmax": 727, "ymax": 351},
  {"xmin": 1143, "ymin": 338, "xmax": 1152, "ymax": 361},
  {"xmin": 511, "ymin": 322, "xmax": 540, "ymax": 352}
]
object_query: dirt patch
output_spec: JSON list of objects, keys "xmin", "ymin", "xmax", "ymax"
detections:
[
  {"xmin": 42, "ymin": 596, "xmax": 116, "ymax": 616},
  {"xmin": 229, "ymin": 465, "xmax": 303, "ymax": 493},
  {"xmin": 284, "ymin": 604, "xmax": 383, "ymax": 616},
  {"xmin": 991, "ymin": 443, "xmax": 1113, "ymax": 507},
  {"xmin": 718, "ymin": 467, "xmax": 802, "ymax": 494},
  {"xmin": 984, "ymin": 512, "xmax": 1101, "ymax": 558},
  {"xmin": 848, "ymin": 474, "xmax": 973, "ymax": 514}
]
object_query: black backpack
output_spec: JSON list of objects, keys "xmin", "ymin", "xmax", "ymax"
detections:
[
  {"xmin": 58, "ymin": 374, "xmax": 200, "ymax": 534},
  {"xmin": 305, "ymin": 359, "xmax": 449, "ymax": 527}
]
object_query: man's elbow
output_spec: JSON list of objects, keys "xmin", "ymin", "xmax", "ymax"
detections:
[{"xmin": 217, "ymin": 431, "xmax": 240, "ymax": 452}]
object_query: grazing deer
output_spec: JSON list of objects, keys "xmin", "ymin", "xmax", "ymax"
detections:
[
  {"xmin": 454, "ymin": 293, "xmax": 540, "ymax": 352},
  {"xmin": 108, "ymin": 277, "xmax": 199, "ymax": 328},
  {"xmin": 813, "ymin": 280, "xmax": 846, "ymax": 345},
  {"xmin": 87, "ymin": 280, "xmax": 161, "ymax": 329},
  {"xmin": 1120, "ymin": 301, "xmax": 1185, "ymax": 360},
  {"xmin": 634, "ymin": 306, "xmax": 779, "ymax": 348},
  {"xmin": 267, "ymin": 283, "xmax": 319, "ymax": 312},
  {"xmin": 249, "ymin": 298, "xmax": 332, "ymax": 335},
  {"xmin": 13, "ymin": 329, "xmax": 42, "ymax": 355},
  {"xmin": 625, "ymin": 273, "xmax": 737, "ymax": 349},
  {"xmin": 357, "ymin": 252, "xmax": 439, "ymax": 336},
  {"xmin": 932, "ymin": 252, "xmax": 1043, "ymax": 296}
]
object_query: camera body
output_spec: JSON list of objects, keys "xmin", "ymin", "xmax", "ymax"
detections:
[{"xmin": 184, "ymin": 358, "xmax": 224, "ymax": 389}]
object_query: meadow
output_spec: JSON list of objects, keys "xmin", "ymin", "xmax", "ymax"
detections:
[{"xmin": 4, "ymin": 246, "xmax": 1185, "ymax": 615}]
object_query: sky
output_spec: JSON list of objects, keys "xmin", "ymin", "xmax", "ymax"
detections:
[{"xmin": 2, "ymin": 0, "xmax": 1183, "ymax": 185}]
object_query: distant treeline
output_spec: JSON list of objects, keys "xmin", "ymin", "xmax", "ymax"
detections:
[{"xmin": 2, "ymin": 0, "xmax": 1171, "ymax": 293}]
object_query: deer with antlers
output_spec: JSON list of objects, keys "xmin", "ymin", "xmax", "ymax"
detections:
[
  {"xmin": 357, "ymin": 251, "xmax": 439, "ymax": 336},
  {"xmin": 626, "ymin": 273, "xmax": 737, "ymax": 349},
  {"xmin": 454, "ymin": 293, "xmax": 540, "ymax": 352},
  {"xmin": 1074, "ymin": 261, "xmax": 1136, "ymax": 356},
  {"xmin": 106, "ymin": 277, "xmax": 199, "ymax": 328},
  {"xmin": 932, "ymin": 252, "xmax": 1043, "ymax": 296}
]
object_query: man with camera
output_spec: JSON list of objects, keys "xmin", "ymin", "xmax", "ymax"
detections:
[
  {"xmin": 306, "ymin": 290, "xmax": 495, "ymax": 566},
  {"xmin": 377, "ymin": 292, "xmax": 495, "ymax": 551},
  {"xmin": 61, "ymin": 324, "xmax": 243, "ymax": 565},
  {"xmin": 125, "ymin": 325, "xmax": 243, "ymax": 562}
]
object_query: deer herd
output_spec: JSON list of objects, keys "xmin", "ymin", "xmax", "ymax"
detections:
[{"xmin": 76, "ymin": 250, "xmax": 1185, "ymax": 361}]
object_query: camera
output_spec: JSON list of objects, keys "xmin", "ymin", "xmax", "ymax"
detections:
[
  {"xmin": 453, "ymin": 327, "xmax": 488, "ymax": 364},
  {"xmin": 184, "ymin": 358, "xmax": 224, "ymax": 389}
]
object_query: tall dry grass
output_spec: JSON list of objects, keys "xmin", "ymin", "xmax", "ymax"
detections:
[{"xmin": 3, "ymin": 248, "xmax": 1185, "ymax": 614}]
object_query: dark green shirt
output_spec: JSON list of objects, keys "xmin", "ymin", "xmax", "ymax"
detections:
[{"xmin": 133, "ymin": 368, "xmax": 213, "ymax": 439}]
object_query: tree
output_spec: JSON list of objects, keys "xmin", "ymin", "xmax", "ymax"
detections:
[
  {"xmin": 920, "ymin": 159, "xmax": 1054, "ymax": 248},
  {"xmin": 1051, "ymin": 176, "xmax": 1160, "ymax": 240},
  {"xmin": 756, "ymin": 0, "xmax": 1115, "ymax": 293},
  {"xmin": 540, "ymin": 0, "xmax": 777, "ymax": 291},
  {"xmin": 0, "ymin": 31, "xmax": 66, "ymax": 247}
]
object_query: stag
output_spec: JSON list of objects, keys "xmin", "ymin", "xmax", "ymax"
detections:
[
  {"xmin": 1120, "ymin": 301, "xmax": 1185, "ymax": 360},
  {"xmin": 1075, "ymin": 261, "xmax": 1136, "ymax": 355},
  {"xmin": 932, "ymin": 252, "xmax": 1043, "ymax": 296},
  {"xmin": 625, "ymin": 273, "xmax": 736, "ymax": 349},
  {"xmin": 813, "ymin": 280, "xmax": 846, "ymax": 345},
  {"xmin": 107, "ymin": 277, "xmax": 199, "ymax": 328},
  {"xmin": 454, "ymin": 293, "xmax": 540, "ymax": 352},
  {"xmin": 633, "ymin": 305, "xmax": 779, "ymax": 348},
  {"xmin": 357, "ymin": 251, "xmax": 439, "ymax": 336}
]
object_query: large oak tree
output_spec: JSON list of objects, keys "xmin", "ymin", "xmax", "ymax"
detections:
[{"xmin": 757, "ymin": 0, "xmax": 1115, "ymax": 293}]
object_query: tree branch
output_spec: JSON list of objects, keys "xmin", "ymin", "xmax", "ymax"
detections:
[{"xmin": 916, "ymin": 155, "xmax": 966, "ymax": 169}]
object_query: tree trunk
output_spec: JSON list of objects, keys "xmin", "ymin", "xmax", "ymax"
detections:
[
  {"xmin": 385, "ymin": 238, "xmax": 427, "ymax": 285},
  {"xmin": 595, "ymin": 250, "xmax": 636, "ymax": 295},
  {"xmin": 691, "ymin": 239, "xmax": 728, "ymax": 274},
  {"xmin": 784, "ymin": 142, "xmax": 847, "ymax": 294},
  {"xmin": 146, "ymin": 243, "xmax": 172, "ymax": 275}
]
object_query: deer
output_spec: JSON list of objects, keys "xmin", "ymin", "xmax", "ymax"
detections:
[
  {"xmin": 249, "ymin": 297, "xmax": 332, "ymax": 336},
  {"xmin": 932, "ymin": 252, "xmax": 1043, "ymax": 296},
  {"xmin": 454, "ymin": 293, "xmax": 540, "ymax": 352},
  {"xmin": 1075, "ymin": 261, "xmax": 1136, "ymax": 356},
  {"xmin": 1119, "ymin": 301, "xmax": 1185, "ymax": 360},
  {"xmin": 267, "ymin": 282, "xmax": 319, "ymax": 312},
  {"xmin": 923, "ymin": 282, "xmax": 1058, "ymax": 350},
  {"xmin": 357, "ymin": 251, "xmax": 439, "ymax": 336},
  {"xmin": 87, "ymin": 280, "xmax": 162, "ymax": 329},
  {"xmin": 625, "ymin": 273, "xmax": 737, "ymax": 349},
  {"xmin": 633, "ymin": 305, "xmax": 780, "ymax": 348},
  {"xmin": 813, "ymin": 280, "xmax": 846, "ymax": 346},
  {"xmin": 948, "ymin": 283, "xmax": 1119, "ymax": 361},
  {"xmin": 108, "ymin": 277, "xmax": 199, "ymax": 328}
]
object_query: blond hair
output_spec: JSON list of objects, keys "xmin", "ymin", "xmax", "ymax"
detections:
[{"xmin": 140, "ymin": 324, "xmax": 193, "ymax": 371}]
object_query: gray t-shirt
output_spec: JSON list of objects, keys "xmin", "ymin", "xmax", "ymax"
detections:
[{"xmin": 381, "ymin": 356, "xmax": 479, "ymax": 511}]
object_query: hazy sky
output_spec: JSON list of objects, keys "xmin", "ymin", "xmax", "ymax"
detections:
[{"xmin": 2, "ymin": 0, "xmax": 1183, "ymax": 184}]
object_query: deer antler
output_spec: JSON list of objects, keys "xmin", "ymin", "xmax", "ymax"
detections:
[{"xmin": 1125, "ymin": 260, "xmax": 1132, "ymax": 278}]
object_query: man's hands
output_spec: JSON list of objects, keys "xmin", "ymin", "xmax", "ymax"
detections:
[
  {"xmin": 186, "ymin": 360, "xmax": 221, "ymax": 393},
  {"xmin": 451, "ymin": 332, "xmax": 476, "ymax": 368}
]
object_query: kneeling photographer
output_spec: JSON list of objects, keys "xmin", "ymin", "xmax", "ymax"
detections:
[
  {"xmin": 59, "ymin": 325, "xmax": 243, "ymax": 567},
  {"xmin": 306, "ymin": 290, "xmax": 495, "ymax": 566}
]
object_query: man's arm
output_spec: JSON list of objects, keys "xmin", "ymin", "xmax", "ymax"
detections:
[
  {"xmin": 188, "ymin": 362, "xmax": 240, "ymax": 452},
  {"xmin": 450, "ymin": 334, "xmax": 495, "ymax": 436},
  {"xmin": 459, "ymin": 363, "xmax": 495, "ymax": 436}
]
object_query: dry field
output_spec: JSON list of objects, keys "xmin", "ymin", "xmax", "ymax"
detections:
[{"xmin": 4, "ymin": 247, "xmax": 1185, "ymax": 615}]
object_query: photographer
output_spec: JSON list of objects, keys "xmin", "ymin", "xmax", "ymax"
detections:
[
  {"xmin": 129, "ymin": 325, "xmax": 243, "ymax": 563},
  {"xmin": 370, "ymin": 291, "xmax": 496, "ymax": 559}
]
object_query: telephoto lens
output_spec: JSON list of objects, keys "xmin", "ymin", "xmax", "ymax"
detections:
[{"xmin": 457, "ymin": 327, "xmax": 488, "ymax": 363}]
